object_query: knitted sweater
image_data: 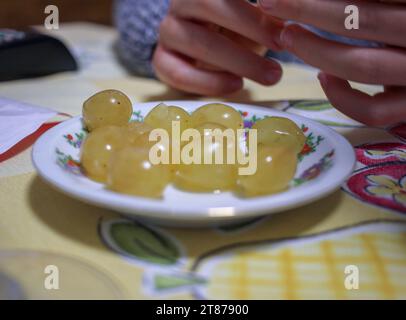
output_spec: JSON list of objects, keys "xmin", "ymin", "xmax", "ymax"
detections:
[
  {"xmin": 114, "ymin": 0, "xmax": 377, "ymax": 78},
  {"xmin": 114, "ymin": 0, "xmax": 170, "ymax": 77}
]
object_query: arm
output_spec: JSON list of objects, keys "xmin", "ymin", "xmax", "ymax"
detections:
[{"xmin": 114, "ymin": 0, "xmax": 170, "ymax": 77}]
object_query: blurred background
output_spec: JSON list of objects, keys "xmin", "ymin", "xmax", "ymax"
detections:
[{"xmin": 0, "ymin": 0, "xmax": 114, "ymax": 28}]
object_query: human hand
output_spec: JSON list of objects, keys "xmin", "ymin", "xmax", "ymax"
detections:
[
  {"xmin": 259, "ymin": 0, "xmax": 406, "ymax": 126},
  {"xmin": 152, "ymin": 0, "xmax": 284, "ymax": 96}
]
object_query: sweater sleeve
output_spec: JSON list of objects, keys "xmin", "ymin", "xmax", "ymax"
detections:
[{"xmin": 114, "ymin": 0, "xmax": 170, "ymax": 78}]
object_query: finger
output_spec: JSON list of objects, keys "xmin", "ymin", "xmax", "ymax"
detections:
[
  {"xmin": 318, "ymin": 72, "xmax": 406, "ymax": 126},
  {"xmin": 217, "ymin": 27, "xmax": 269, "ymax": 56},
  {"xmin": 381, "ymin": 0, "xmax": 406, "ymax": 3},
  {"xmin": 280, "ymin": 24, "xmax": 406, "ymax": 86},
  {"xmin": 259, "ymin": 0, "xmax": 406, "ymax": 48},
  {"xmin": 159, "ymin": 17, "xmax": 282, "ymax": 85},
  {"xmin": 170, "ymin": 0, "xmax": 284, "ymax": 51},
  {"xmin": 381, "ymin": 0, "xmax": 406, "ymax": 2},
  {"xmin": 152, "ymin": 45, "xmax": 244, "ymax": 96}
]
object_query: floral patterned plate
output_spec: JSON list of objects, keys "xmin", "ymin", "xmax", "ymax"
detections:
[{"xmin": 32, "ymin": 101, "xmax": 355, "ymax": 227}]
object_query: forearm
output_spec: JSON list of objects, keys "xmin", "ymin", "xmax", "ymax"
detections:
[{"xmin": 114, "ymin": 0, "xmax": 170, "ymax": 77}]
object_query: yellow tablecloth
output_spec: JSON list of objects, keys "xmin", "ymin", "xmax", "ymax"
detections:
[{"xmin": 0, "ymin": 23, "xmax": 405, "ymax": 300}]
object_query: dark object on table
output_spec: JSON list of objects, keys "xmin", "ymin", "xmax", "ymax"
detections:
[{"xmin": 0, "ymin": 29, "xmax": 78, "ymax": 81}]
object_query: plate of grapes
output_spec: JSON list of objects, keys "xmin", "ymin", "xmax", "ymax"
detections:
[{"xmin": 32, "ymin": 90, "xmax": 355, "ymax": 227}]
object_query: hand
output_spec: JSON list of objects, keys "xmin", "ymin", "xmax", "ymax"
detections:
[
  {"xmin": 153, "ymin": 0, "xmax": 284, "ymax": 96},
  {"xmin": 259, "ymin": 0, "xmax": 406, "ymax": 126}
]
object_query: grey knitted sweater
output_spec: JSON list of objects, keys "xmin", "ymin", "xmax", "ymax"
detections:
[
  {"xmin": 114, "ymin": 0, "xmax": 377, "ymax": 78},
  {"xmin": 114, "ymin": 0, "xmax": 170, "ymax": 77}
]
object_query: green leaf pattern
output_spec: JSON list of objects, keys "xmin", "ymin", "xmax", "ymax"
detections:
[{"xmin": 101, "ymin": 220, "xmax": 182, "ymax": 266}]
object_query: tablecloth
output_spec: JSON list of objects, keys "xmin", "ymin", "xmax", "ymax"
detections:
[{"xmin": 0, "ymin": 23, "xmax": 405, "ymax": 300}]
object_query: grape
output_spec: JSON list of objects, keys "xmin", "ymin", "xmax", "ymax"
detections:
[
  {"xmin": 144, "ymin": 103, "xmax": 191, "ymax": 135},
  {"xmin": 194, "ymin": 122, "xmax": 239, "ymax": 155},
  {"xmin": 237, "ymin": 145, "xmax": 297, "ymax": 197},
  {"xmin": 80, "ymin": 97, "xmax": 300, "ymax": 199},
  {"xmin": 252, "ymin": 117, "xmax": 306, "ymax": 154},
  {"xmin": 190, "ymin": 103, "xmax": 243, "ymax": 130},
  {"xmin": 107, "ymin": 146, "xmax": 171, "ymax": 198},
  {"xmin": 83, "ymin": 90, "xmax": 133, "ymax": 131},
  {"xmin": 174, "ymin": 123, "xmax": 238, "ymax": 192},
  {"xmin": 80, "ymin": 126, "xmax": 127, "ymax": 183},
  {"xmin": 126, "ymin": 121, "xmax": 153, "ymax": 144},
  {"xmin": 131, "ymin": 130, "xmax": 170, "ymax": 156},
  {"xmin": 132, "ymin": 130, "xmax": 176, "ymax": 177}
]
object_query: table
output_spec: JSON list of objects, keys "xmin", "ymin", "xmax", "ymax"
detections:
[{"xmin": 0, "ymin": 23, "xmax": 405, "ymax": 299}]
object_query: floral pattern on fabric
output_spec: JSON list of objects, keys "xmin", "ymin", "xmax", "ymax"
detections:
[
  {"xmin": 355, "ymin": 143, "xmax": 406, "ymax": 166},
  {"xmin": 345, "ymin": 164, "xmax": 406, "ymax": 214},
  {"xmin": 365, "ymin": 175, "xmax": 406, "ymax": 207}
]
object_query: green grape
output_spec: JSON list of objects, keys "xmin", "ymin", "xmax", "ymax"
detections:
[
  {"xmin": 126, "ymin": 121, "xmax": 153, "ymax": 144},
  {"xmin": 144, "ymin": 103, "xmax": 191, "ymax": 135},
  {"xmin": 237, "ymin": 145, "xmax": 298, "ymax": 197},
  {"xmin": 252, "ymin": 117, "xmax": 306, "ymax": 154},
  {"xmin": 83, "ymin": 89, "xmax": 133, "ymax": 131},
  {"xmin": 81, "ymin": 126, "xmax": 127, "ymax": 183},
  {"xmin": 131, "ymin": 131, "xmax": 170, "ymax": 155},
  {"xmin": 190, "ymin": 103, "xmax": 244, "ymax": 130},
  {"xmin": 107, "ymin": 146, "xmax": 171, "ymax": 198},
  {"xmin": 174, "ymin": 122, "xmax": 238, "ymax": 192},
  {"xmin": 132, "ymin": 131, "xmax": 176, "ymax": 178}
]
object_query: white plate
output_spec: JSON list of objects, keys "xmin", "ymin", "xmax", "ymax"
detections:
[{"xmin": 32, "ymin": 101, "xmax": 355, "ymax": 227}]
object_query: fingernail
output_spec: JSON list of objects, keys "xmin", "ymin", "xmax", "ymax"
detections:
[
  {"xmin": 264, "ymin": 69, "xmax": 282, "ymax": 84},
  {"xmin": 318, "ymin": 72, "xmax": 328, "ymax": 89},
  {"xmin": 272, "ymin": 30, "xmax": 284, "ymax": 50},
  {"xmin": 259, "ymin": 0, "xmax": 276, "ymax": 11},
  {"xmin": 280, "ymin": 28, "xmax": 293, "ymax": 49}
]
